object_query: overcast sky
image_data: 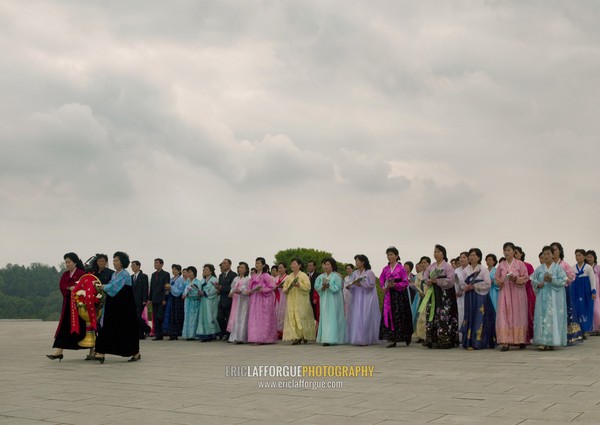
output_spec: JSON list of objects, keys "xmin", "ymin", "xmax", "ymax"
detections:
[{"xmin": 1, "ymin": 1, "xmax": 599, "ymax": 272}]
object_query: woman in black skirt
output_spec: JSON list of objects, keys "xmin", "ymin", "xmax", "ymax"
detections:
[
  {"xmin": 46, "ymin": 252, "xmax": 87, "ymax": 361},
  {"xmin": 94, "ymin": 252, "xmax": 141, "ymax": 363}
]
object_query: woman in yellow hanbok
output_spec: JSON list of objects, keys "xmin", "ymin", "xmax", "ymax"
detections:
[{"xmin": 282, "ymin": 258, "xmax": 316, "ymax": 344}]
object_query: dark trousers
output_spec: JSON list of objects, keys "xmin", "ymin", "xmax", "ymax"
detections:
[
  {"xmin": 152, "ymin": 302, "xmax": 164, "ymax": 338},
  {"xmin": 217, "ymin": 303, "xmax": 232, "ymax": 337}
]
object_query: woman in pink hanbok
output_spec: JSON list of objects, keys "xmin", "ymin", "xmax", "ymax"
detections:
[
  {"xmin": 246, "ymin": 257, "xmax": 277, "ymax": 344},
  {"xmin": 514, "ymin": 246, "xmax": 536, "ymax": 343},
  {"xmin": 495, "ymin": 242, "xmax": 529, "ymax": 351}
]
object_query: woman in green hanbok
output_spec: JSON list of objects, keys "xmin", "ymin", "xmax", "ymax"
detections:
[
  {"xmin": 532, "ymin": 246, "xmax": 568, "ymax": 350},
  {"xmin": 315, "ymin": 258, "xmax": 346, "ymax": 346},
  {"xmin": 196, "ymin": 264, "xmax": 220, "ymax": 341}
]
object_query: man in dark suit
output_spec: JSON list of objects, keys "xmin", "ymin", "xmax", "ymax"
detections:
[
  {"xmin": 307, "ymin": 260, "xmax": 319, "ymax": 321},
  {"xmin": 149, "ymin": 258, "xmax": 170, "ymax": 340},
  {"xmin": 217, "ymin": 258, "xmax": 237, "ymax": 341},
  {"xmin": 131, "ymin": 260, "xmax": 150, "ymax": 339}
]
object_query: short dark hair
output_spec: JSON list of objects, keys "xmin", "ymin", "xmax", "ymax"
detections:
[
  {"xmin": 223, "ymin": 258, "xmax": 232, "ymax": 265},
  {"xmin": 586, "ymin": 250, "xmax": 598, "ymax": 264},
  {"xmin": 404, "ymin": 261, "xmax": 414, "ymax": 271},
  {"xmin": 238, "ymin": 262, "xmax": 249, "ymax": 277},
  {"xmin": 419, "ymin": 256, "xmax": 431, "ymax": 265},
  {"xmin": 64, "ymin": 252, "xmax": 84, "ymax": 270},
  {"xmin": 541, "ymin": 246, "xmax": 553, "ymax": 255},
  {"xmin": 171, "ymin": 264, "xmax": 182, "ymax": 272},
  {"xmin": 131, "ymin": 260, "xmax": 141, "ymax": 267},
  {"xmin": 386, "ymin": 246, "xmax": 400, "ymax": 260},
  {"xmin": 468, "ymin": 248, "xmax": 483, "ymax": 264},
  {"xmin": 353, "ymin": 254, "xmax": 371, "ymax": 270},
  {"xmin": 187, "ymin": 266, "xmax": 197, "ymax": 277},
  {"xmin": 154, "ymin": 258, "xmax": 164, "ymax": 265},
  {"xmin": 321, "ymin": 257, "xmax": 338, "ymax": 272},
  {"xmin": 307, "ymin": 260, "xmax": 316, "ymax": 267},
  {"xmin": 503, "ymin": 242, "xmax": 516, "ymax": 252},
  {"xmin": 113, "ymin": 251, "xmax": 130, "ymax": 269},
  {"xmin": 575, "ymin": 249, "xmax": 587, "ymax": 257},
  {"xmin": 291, "ymin": 257, "xmax": 304, "ymax": 270},
  {"xmin": 485, "ymin": 254, "xmax": 498, "ymax": 266},
  {"xmin": 203, "ymin": 263, "xmax": 216, "ymax": 277}
]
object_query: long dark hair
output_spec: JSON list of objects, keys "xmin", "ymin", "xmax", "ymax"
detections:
[
  {"xmin": 354, "ymin": 254, "xmax": 371, "ymax": 270},
  {"xmin": 64, "ymin": 252, "xmax": 84, "ymax": 270}
]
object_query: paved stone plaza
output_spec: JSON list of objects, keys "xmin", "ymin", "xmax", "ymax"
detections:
[{"xmin": 1, "ymin": 321, "xmax": 600, "ymax": 425}]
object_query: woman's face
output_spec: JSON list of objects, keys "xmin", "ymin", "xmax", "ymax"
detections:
[
  {"xmin": 323, "ymin": 261, "xmax": 333, "ymax": 274},
  {"xmin": 576, "ymin": 252, "xmax": 585, "ymax": 264},
  {"xmin": 97, "ymin": 257, "xmax": 107, "ymax": 270},
  {"xmin": 459, "ymin": 254, "xmax": 469, "ymax": 268},
  {"xmin": 468, "ymin": 252, "xmax": 479, "ymax": 266},
  {"xmin": 404, "ymin": 264, "xmax": 411, "ymax": 274},
  {"xmin": 586, "ymin": 253, "xmax": 595, "ymax": 265},
  {"xmin": 387, "ymin": 251, "xmax": 398, "ymax": 264},
  {"xmin": 278, "ymin": 264, "xmax": 286, "ymax": 276},
  {"xmin": 504, "ymin": 246, "xmax": 514, "ymax": 260},
  {"xmin": 255, "ymin": 260, "xmax": 263, "ymax": 272},
  {"xmin": 182, "ymin": 269, "xmax": 189, "ymax": 280},
  {"xmin": 355, "ymin": 258, "xmax": 364, "ymax": 269},
  {"xmin": 345, "ymin": 265, "xmax": 353, "ymax": 275},
  {"xmin": 291, "ymin": 261, "xmax": 300, "ymax": 273},
  {"xmin": 239, "ymin": 264, "xmax": 248, "ymax": 277},
  {"xmin": 65, "ymin": 258, "xmax": 76, "ymax": 271},
  {"xmin": 203, "ymin": 267, "xmax": 211, "ymax": 278},
  {"xmin": 485, "ymin": 257, "xmax": 495, "ymax": 269},
  {"xmin": 113, "ymin": 256, "xmax": 122, "ymax": 270},
  {"xmin": 551, "ymin": 245, "xmax": 560, "ymax": 260},
  {"xmin": 542, "ymin": 250, "xmax": 553, "ymax": 264},
  {"xmin": 514, "ymin": 250, "xmax": 523, "ymax": 261},
  {"xmin": 433, "ymin": 248, "xmax": 443, "ymax": 262},
  {"xmin": 172, "ymin": 267, "xmax": 180, "ymax": 277}
]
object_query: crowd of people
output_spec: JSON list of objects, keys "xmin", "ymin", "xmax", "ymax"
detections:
[{"xmin": 46, "ymin": 241, "xmax": 600, "ymax": 362}]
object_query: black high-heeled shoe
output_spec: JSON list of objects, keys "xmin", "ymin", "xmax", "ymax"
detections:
[
  {"xmin": 291, "ymin": 339, "xmax": 300, "ymax": 345},
  {"xmin": 46, "ymin": 354, "xmax": 64, "ymax": 362},
  {"xmin": 93, "ymin": 356, "xmax": 105, "ymax": 364},
  {"xmin": 386, "ymin": 342, "xmax": 397, "ymax": 348},
  {"xmin": 500, "ymin": 345, "xmax": 509, "ymax": 352},
  {"xmin": 128, "ymin": 354, "xmax": 141, "ymax": 362},
  {"xmin": 302, "ymin": 339, "xmax": 308, "ymax": 344}
]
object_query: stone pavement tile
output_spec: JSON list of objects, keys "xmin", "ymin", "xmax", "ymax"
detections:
[
  {"xmin": 490, "ymin": 406, "xmax": 581, "ymax": 421},
  {"xmin": 43, "ymin": 413, "xmax": 115, "ymax": 425},
  {"xmin": 177, "ymin": 403, "xmax": 308, "ymax": 423},
  {"xmin": 354, "ymin": 409, "xmax": 444, "ymax": 423},
  {"xmin": 429, "ymin": 414, "xmax": 523, "ymax": 425},
  {"xmin": 0, "ymin": 418, "xmax": 50, "ymax": 425},
  {"xmin": 476, "ymin": 400, "xmax": 552, "ymax": 410},
  {"xmin": 291, "ymin": 414, "xmax": 382, "ymax": 425},
  {"xmin": 348, "ymin": 397, "xmax": 428, "ymax": 411},
  {"xmin": 292, "ymin": 405, "xmax": 374, "ymax": 417},
  {"xmin": 454, "ymin": 392, "xmax": 530, "ymax": 402},
  {"xmin": 523, "ymin": 394, "xmax": 585, "ymax": 404},
  {"xmin": 0, "ymin": 408, "xmax": 66, "ymax": 421},
  {"xmin": 545, "ymin": 402, "xmax": 600, "ymax": 413},
  {"xmin": 416, "ymin": 403, "xmax": 499, "ymax": 416},
  {"xmin": 572, "ymin": 412, "xmax": 600, "ymax": 423},
  {"xmin": 0, "ymin": 405, "xmax": 21, "ymax": 414}
]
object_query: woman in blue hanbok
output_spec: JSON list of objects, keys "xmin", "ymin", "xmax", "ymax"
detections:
[
  {"xmin": 196, "ymin": 264, "xmax": 220, "ymax": 341},
  {"xmin": 315, "ymin": 258, "xmax": 346, "ymax": 346},
  {"xmin": 163, "ymin": 264, "xmax": 185, "ymax": 340},
  {"xmin": 182, "ymin": 266, "xmax": 201, "ymax": 340},
  {"xmin": 532, "ymin": 246, "xmax": 567, "ymax": 350},
  {"xmin": 461, "ymin": 248, "xmax": 496, "ymax": 350},
  {"xmin": 485, "ymin": 254, "xmax": 499, "ymax": 312},
  {"xmin": 571, "ymin": 249, "xmax": 597, "ymax": 334}
]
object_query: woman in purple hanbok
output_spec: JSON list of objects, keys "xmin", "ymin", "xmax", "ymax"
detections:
[
  {"xmin": 345, "ymin": 254, "xmax": 380, "ymax": 346},
  {"xmin": 246, "ymin": 257, "xmax": 277, "ymax": 344},
  {"xmin": 379, "ymin": 247, "xmax": 413, "ymax": 347}
]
